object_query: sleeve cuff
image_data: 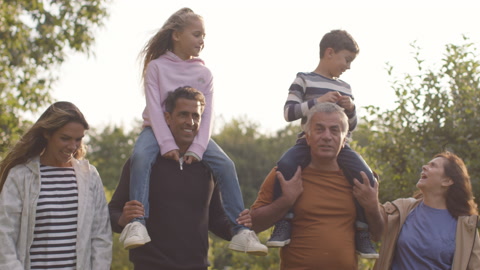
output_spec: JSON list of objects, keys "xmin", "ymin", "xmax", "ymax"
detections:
[{"xmin": 185, "ymin": 151, "xmax": 201, "ymax": 161}]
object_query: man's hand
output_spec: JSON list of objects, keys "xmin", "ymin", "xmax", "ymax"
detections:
[
  {"xmin": 352, "ymin": 171, "xmax": 379, "ymax": 208},
  {"xmin": 337, "ymin": 96, "xmax": 355, "ymax": 113},
  {"xmin": 277, "ymin": 166, "xmax": 303, "ymax": 205},
  {"xmin": 118, "ymin": 200, "xmax": 145, "ymax": 227},
  {"xmin": 163, "ymin": 149, "xmax": 180, "ymax": 162},
  {"xmin": 250, "ymin": 167, "xmax": 304, "ymax": 233},
  {"xmin": 236, "ymin": 209, "xmax": 252, "ymax": 228},
  {"xmin": 317, "ymin": 91, "xmax": 341, "ymax": 103},
  {"xmin": 352, "ymin": 171, "xmax": 384, "ymax": 241}
]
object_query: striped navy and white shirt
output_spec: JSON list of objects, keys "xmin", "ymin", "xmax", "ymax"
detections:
[
  {"xmin": 30, "ymin": 165, "xmax": 78, "ymax": 269},
  {"xmin": 284, "ymin": 72, "xmax": 357, "ymax": 136}
]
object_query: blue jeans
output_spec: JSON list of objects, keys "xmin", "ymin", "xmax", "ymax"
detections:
[
  {"xmin": 130, "ymin": 127, "xmax": 247, "ymax": 233},
  {"xmin": 202, "ymin": 139, "xmax": 247, "ymax": 234},
  {"xmin": 274, "ymin": 137, "xmax": 375, "ymax": 223}
]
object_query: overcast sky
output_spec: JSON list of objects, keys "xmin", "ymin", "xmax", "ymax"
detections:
[{"xmin": 52, "ymin": 0, "xmax": 480, "ymax": 134}]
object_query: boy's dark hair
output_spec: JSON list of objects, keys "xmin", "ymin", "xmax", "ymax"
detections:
[
  {"xmin": 319, "ymin": 29, "xmax": 359, "ymax": 58},
  {"xmin": 164, "ymin": 86, "xmax": 206, "ymax": 113}
]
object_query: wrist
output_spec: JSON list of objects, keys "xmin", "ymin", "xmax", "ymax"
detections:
[
  {"xmin": 345, "ymin": 105, "xmax": 355, "ymax": 115},
  {"xmin": 185, "ymin": 151, "xmax": 201, "ymax": 161},
  {"xmin": 279, "ymin": 193, "xmax": 298, "ymax": 208}
]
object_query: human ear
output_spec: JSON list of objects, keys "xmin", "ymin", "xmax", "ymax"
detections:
[
  {"xmin": 325, "ymin": 47, "xmax": 335, "ymax": 58},
  {"xmin": 172, "ymin": 30, "xmax": 181, "ymax": 42},
  {"xmin": 164, "ymin": 112, "xmax": 172, "ymax": 126},
  {"xmin": 442, "ymin": 178, "xmax": 454, "ymax": 187},
  {"xmin": 305, "ymin": 132, "xmax": 312, "ymax": 147}
]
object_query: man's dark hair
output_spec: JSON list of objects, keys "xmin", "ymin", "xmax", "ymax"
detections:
[{"xmin": 164, "ymin": 86, "xmax": 206, "ymax": 113}]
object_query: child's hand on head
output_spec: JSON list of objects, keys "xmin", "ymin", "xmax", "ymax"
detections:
[{"xmin": 317, "ymin": 91, "xmax": 341, "ymax": 103}]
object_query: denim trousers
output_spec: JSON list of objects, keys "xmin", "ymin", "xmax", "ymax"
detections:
[
  {"xmin": 274, "ymin": 137, "xmax": 375, "ymax": 223},
  {"xmin": 130, "ymin": 127, "xmax": 247, "ymax": 233}
]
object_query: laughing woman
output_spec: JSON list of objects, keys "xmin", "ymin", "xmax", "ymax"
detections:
[
  {"xmin": 0, "ymin": 102, "xmax": 112, "ymax": 270},
  {"xmin": 354, "ymin": 151, "xmax": 480, "ymax": 270}
]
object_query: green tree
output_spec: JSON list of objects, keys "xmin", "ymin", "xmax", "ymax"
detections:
[
  {"xmin": 356, "ymin": 37, "xmax": 480, "ymax": 204},
  {"xmin": 87, "ymin": 123, "xmax": 140, "ymax": 190},
  {"xmin": 0, "ymin": 0, "xmax": 110, "ymax": 156},
  {"xmin": 212, "ymin": 117, "xmax": 299, "ymax": 206}
]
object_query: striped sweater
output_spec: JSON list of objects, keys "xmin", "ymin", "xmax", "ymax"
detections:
[
  {"xmin": 30, "ymin": 165, "xmax": 79, "ymax": 269},
  {"xmin": 284, "ymin": 72, "xmax": 357, "ymax": 136}
]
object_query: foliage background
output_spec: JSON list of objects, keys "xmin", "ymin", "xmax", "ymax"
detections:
[
  {"xmin": 0, "ymin": 0, "xmax": 110, "ymax": 154},
  {"xmin": 1, "ymin": 1, "xmax": 479, "ymax": 269}
]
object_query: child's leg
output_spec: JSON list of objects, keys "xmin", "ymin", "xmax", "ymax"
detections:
[
  {"xmin": 337, "ymin": 144, "xmax": 375, "ymax": 233},
  {"xmin": 203, "ymin": 139, "xmax": 267, "ymax": 255},
  {"xmin": 202, "ymin": 139, "xmax": 246, "ymax": 233},
  {"xmin": 120, "ymin": 127, "xmax": 158, "ymax": 249},
  {"xmin": 337, "ymin": 144, "xmax": 375, "ymax": 187},
  {"xmin": 274, "ymin": 138, "xmax": 311, "ymax": 200},
  {"xmin": 337, "ymin": 145, "xmax": 378, "ymax": 258},
  {"xmin": 267, "ymin": 138, "xmax": 310, "ymax": 247},
  {"xmin": 352, "ymin": 202, "xmax": 378, "ymax": 258},
  {"xmin": 129, "ymin": 127, "xmax": 160, "ymax": 224}
]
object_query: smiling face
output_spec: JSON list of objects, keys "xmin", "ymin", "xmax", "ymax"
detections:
[
  {"xmin": 165, "ymin": 97, "xmax": 202, "ymax": 153},
  {"xmin": 417, "ymin": 157, "xmax": 453, "ymax": 193},
  {"xmin": 172, "ymin": 17, "xmax": 205, "ymax": 60},
  {"xmin": 305, "ymin": 111, "xmax": 347, "ymax": 165},
  {"xmin": 41, "ymin": 122, "xmax": 86, "ymax": 167}
]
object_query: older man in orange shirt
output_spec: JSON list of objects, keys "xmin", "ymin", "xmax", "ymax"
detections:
[{"xmin": 251, "ymin": 102, "xmax": 384, "ymax": 269}]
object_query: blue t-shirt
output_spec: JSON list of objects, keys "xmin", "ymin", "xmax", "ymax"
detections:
[{"xmin": 392, "ymin": 202, "xmax": 457, "ymax": 270}]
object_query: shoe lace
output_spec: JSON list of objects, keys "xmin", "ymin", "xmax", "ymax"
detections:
[{"xmin": 129, "ymin": 223, "xmax": 143, "ymax": 237}]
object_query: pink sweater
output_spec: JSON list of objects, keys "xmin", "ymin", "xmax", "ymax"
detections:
[{"xmin": 142, "ymin": 51, "xmax": 214, "ymax": 158}]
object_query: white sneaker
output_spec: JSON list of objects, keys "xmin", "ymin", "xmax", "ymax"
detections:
[
  {"xmin": 228, "ymin": 229, "xmax": 268, "ymax": 256},
  {"xmin": 119, "ymin": 221, "xmax": 151, "ymax": 250}
]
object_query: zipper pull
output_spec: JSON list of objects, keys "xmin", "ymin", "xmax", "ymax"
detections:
[{"xmin": 179, "ymin": 157, "xmax": 184, "ymax": 171}]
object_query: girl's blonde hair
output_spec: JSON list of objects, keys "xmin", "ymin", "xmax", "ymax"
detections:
[
  {"xmin": 139, "ymin": 7, "xmax": 203, "ymax": 82},
  {"xmin": 0, "ymin": 101, "xmax": 89, "ymax": 192}
]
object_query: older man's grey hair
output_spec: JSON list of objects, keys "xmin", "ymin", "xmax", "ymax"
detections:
[{"xmin": 304, "ymin": 102, "xmax": 349, "ymax": 135}]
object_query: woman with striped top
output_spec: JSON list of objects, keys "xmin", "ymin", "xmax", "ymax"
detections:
[{"xmin": 0, "ymin": 101, "xmax": 112, "ymax": 269}]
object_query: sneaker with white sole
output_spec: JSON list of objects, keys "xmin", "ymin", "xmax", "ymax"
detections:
[
  {"xmin": 228, "ymin": 229, "xmax": 268, "ymax": 256},
  {"xmin": 266, "ymin": 219, "xmax": 291, "ymax": 247},
  {"xmin": 355, "ymin": 222, "xmax": 379, "ymax": 259},
  {"xmin": 119, "ymin": 221, "xmax": 151, "ymax": 250}
]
